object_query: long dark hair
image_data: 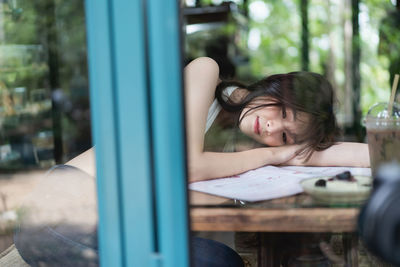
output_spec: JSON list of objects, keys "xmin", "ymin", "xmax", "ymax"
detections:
[{"xmin": 215, "ymin": 72, "xmax": 340, "ymax": 159}]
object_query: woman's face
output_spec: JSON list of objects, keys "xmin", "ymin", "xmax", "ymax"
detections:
[{"xmin": 238, "ymin": 99, "xmax": 309, "ymax": 147}]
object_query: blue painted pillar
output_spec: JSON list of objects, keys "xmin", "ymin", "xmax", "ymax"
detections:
[
  {"xmin": 84, "ymin": 0, "xmax": 189, "ymax": 266},
  {"xmin": 146, "ymin": 0, "xmax": 190, "ymax": 267}
]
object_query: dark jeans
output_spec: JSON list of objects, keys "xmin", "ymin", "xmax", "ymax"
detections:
[
  {"xmin": 14, "ymin": 164, "xmax": 243, "ymax": 266},
  {"xmin": 192, "ymin": 237, "xmax": 244, "ymax": 267},
  {"xmin": 15, "ymin": 228, "xmax": 243, "ymax": 267}
]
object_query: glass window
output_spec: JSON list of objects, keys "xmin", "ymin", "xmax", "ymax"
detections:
[
  {"xmin": 184, "ymin": 1, "xmax": 399, "ymax": 266},
  {"xmin": 0, "ymin": 0, "xmax": 97, "ymax": 265}
]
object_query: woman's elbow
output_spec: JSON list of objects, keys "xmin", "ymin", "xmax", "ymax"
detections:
[
  {"xmin": 187, "ymin": 158, "xmax": 209, "ymax": 182},
  {"xmin": 187, "ymin": 163, "xmax": 203, "ymax": 182}
]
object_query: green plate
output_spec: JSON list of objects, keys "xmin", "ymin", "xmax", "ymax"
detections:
[{"xmin": 300, "ymin": 175, "xmax": 373, "ymax": 205}]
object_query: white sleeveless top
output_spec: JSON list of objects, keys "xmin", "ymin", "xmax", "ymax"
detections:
[{"xmin": 205, "ymin": 86, "xmax": 236, "ymax": 133}]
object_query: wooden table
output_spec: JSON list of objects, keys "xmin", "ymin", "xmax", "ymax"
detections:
[{"xmin": 190, "ymin": 191, "xmax": 361, "ymax": 266}]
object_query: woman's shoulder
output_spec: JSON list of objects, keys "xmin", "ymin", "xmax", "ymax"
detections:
[
  {"xmin": 187, "ymin": 56, "xmax": 218, "ymax": 67},
  {"xmin": 185, "ymin": 57, "xmax": 219, "ymax": 75},
  {"xmin": 184, "ymin": 57, "xmax": 220, "ymax": 97}
]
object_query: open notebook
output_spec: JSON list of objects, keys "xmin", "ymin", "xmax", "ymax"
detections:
[{"xmin": 189, "ymin": 166, "xmax": 371, "ymax": 202}]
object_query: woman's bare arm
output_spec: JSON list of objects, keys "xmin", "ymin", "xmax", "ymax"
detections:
[
  {"xmin": 189, "ymin": 145, "xmax": 305, "ymax": 182},
  {"xmin": 185, "ymin": 57, "xmax": 302, "ymax": 182},
  {"xmin": 284, "ymin": 142, "xmax": 370, "ymax": 167},
  {"xmin": 68, "ymin": 58, "xmax": 366, "ymax": 183},
  {"xmin": 66, "ymin": 147, "xmax": 96, "ymax": 177}
]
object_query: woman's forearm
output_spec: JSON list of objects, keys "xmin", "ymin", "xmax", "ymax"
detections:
[
  {"xmin": 188, "ymin": 145, "xmax": 302, "ymax": 182},
  {"xmin": 285, "ymin": 142, "xmax": 370, "ymax": 167}
]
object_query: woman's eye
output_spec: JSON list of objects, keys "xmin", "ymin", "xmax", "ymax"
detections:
[{"xmin": 282, "ymin": 132, "xmax": 287, "ymax": 144}]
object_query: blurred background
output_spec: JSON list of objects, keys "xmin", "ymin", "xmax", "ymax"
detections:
[
  {"xmin": 0, "ymin": 0, "xmax": 399, "ymax": 171},
  {"xmin": 0, "ymin": 0, "xmax": 90, "ymax": 170},
  {"xmin": 0, "ymin": 0, "xmax": 92, "ymax": 254},
  {"xmin": 182, "ymin": 0, "xmax": 400, "ymax": 143},
  {"xmin": 0, "ymin": 0, "xmax": 399, "ymax": 264}
]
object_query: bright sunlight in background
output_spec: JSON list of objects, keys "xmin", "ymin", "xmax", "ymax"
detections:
[{"xmin": 245, "ymin": 0, "xmax": 393, "ymax": 126}]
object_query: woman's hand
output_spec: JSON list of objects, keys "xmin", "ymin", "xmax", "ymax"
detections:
[
  {"xmin": 188, "ymin": 144, "xmax": 303, "ymax": 182},
  {"xmin": 267, "ymin": 144, "xmax": 307, "ymax": 165},
  {"xmin": 282, "ymin": 142, "xmax": 370, "ymax": 167}
]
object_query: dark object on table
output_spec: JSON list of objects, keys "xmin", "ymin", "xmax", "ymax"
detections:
[
  {"xmin": 326, "ymin": 171, "xmax": 356, "ymax": 182},
  {"xmin": 335, "ymin": 171, "xmax": 352, "ymax": 180},
  {"xmin": 334, "ymin": 171, "xmax": 356, "ymax": 181},
  {"xmin": 314, "ymin": 171, "xmax": 358, "ymax": 187},
  {"xmin": 314, "ymin": 179, "xmax": 326, "ymax": 187},
  {"xmin": 358, "ymin": 163, "xmax": 400, "ymax": 265}
]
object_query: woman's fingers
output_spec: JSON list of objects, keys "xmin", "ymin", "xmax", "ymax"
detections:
[{"xmin": 270, "ymin": 145, "xmax": 302, "ymax": 165}]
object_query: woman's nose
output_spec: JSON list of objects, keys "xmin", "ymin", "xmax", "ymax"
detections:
[{"xmin": 266, "ymin": 120, "xmax": 283, "ymax": 133}]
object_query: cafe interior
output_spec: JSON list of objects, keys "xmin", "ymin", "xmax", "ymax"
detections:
[{"xmin": 0, "ymin": 0, "xmax": 400, "ymax": 266}]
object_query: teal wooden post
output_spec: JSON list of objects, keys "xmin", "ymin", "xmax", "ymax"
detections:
[
  {"xmin": 85, "ymin": 0, "xmax": 189, "ymax": 266},
  {"xmin": 147, "ymin": 0, "xmax": 190, "ymax": 267}
]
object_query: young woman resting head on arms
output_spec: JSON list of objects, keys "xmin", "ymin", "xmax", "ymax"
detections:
[
  {"xmin": 185, "ymin": 57, "xmax": 369, "ymax": 182},
  {"xmin": 66, "ymin": 57, "xmax": 370, "ymax": 181}
]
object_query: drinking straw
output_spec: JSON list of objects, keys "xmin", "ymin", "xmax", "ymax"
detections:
[{"xmin": 388, "ymin": 74, "xmax": 400, "ymax": 117}]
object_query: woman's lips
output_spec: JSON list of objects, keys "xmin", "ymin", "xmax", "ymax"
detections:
[{"xmin": 254, "ymin": 116, "xmax": 260, "ymax": 135}]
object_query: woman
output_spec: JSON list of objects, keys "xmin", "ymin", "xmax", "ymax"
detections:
[
  {"xmin": 184, "ymin": 57, "xmax": 369, "ymax": 182},
  {"xmin": 68, "ymin": 57, "xmax": 369, "ymax": 181},
  {"xmin": 63, "ymin": 57, "xmax": 369, "ymax": 267}
]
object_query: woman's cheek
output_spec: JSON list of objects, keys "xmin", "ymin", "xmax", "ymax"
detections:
[{"xmin": 241, "ymin": 117, "xmax": 253, "ymax": 136}]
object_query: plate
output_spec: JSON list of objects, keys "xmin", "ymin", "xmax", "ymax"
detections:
[{"xmin": 300, "ymin": 175, "xmax": 373, "ymax": 204}]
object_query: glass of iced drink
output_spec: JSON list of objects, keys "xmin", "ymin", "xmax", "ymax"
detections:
[{"xmin": 366, "ymin": 102, "xmax": 400, "ymax": 176}]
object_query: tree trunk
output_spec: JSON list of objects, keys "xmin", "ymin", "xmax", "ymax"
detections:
[
  {"xmin": 343, "ymin": 0, "xmax": 353, "ymax": 128},
  {"xmin": 351, "ymin": 0, "xmax": 363, "ymax": 141},
  {"xmin": 300, "ymin": 0, "xmax": 309, "ymax": 71},
  {"xmin": 43, "ymin": 1, "xmax": 63, "ymax": 163},
  {"xmin": 326, "ymin": 0, "xmax": 337, "ymax": 101},
  {"xmin": 0, "ymin": 4, "xmax": 4, "ymax": 42}
]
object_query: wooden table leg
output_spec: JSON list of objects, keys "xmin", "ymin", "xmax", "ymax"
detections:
[
  {"xmin": 342, "ymin": 233, "xmax": 358, "ymax": 267},
  {"xmin": 258, "ymin": 233, "xmax": 281, "ymax": 267}
]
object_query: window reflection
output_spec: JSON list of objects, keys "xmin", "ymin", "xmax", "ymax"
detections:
[
  {"xmin": 15, "ymin": 165, "xmax": 98, "ymax": 266},
  {"xmin": 184, "ymin": 1, "xmax": 399, "ymax": 266},
  {"xmin": 0, "ymin": 0, "xmax": 96, "ymax": 265},
  {"xmin": 0, "ymin": 0, "xmax": 91, "ymax": 169}
]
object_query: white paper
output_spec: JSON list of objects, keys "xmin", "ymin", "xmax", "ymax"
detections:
[{"xmin": 189, "ymin": 166, "xmax": 371, "ymax": 202}]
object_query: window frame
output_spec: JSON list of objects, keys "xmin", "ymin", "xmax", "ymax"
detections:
[{"xmin": 85, "ymin": 0, "xmax": 189, "ymax": 266}]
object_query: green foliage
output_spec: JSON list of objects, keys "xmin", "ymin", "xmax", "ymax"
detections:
[
  {"xmin": 0, "ymin": 0, "xmax": 87, "ymax": 91},
  {"xmin": 3, "ymin": 1, "xmax": 39, "ymax": 44},
  {"xmin": 247, "ymin": 0, "xmax": 301, "ymax": 77},
  {"xmin": 0, "ymin": 0, "xmax": 90, "ymax": 161},
  {"xmin": 359, "ymin": 1, "xmax": 396, "ymax": 114},
  {"xmin": 186, "ymin": 0, "xmax": 399, "ymax": 130},
  {"xmin": 0, "ymin": 1, "xmax": 48, "ymax": 92}
]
